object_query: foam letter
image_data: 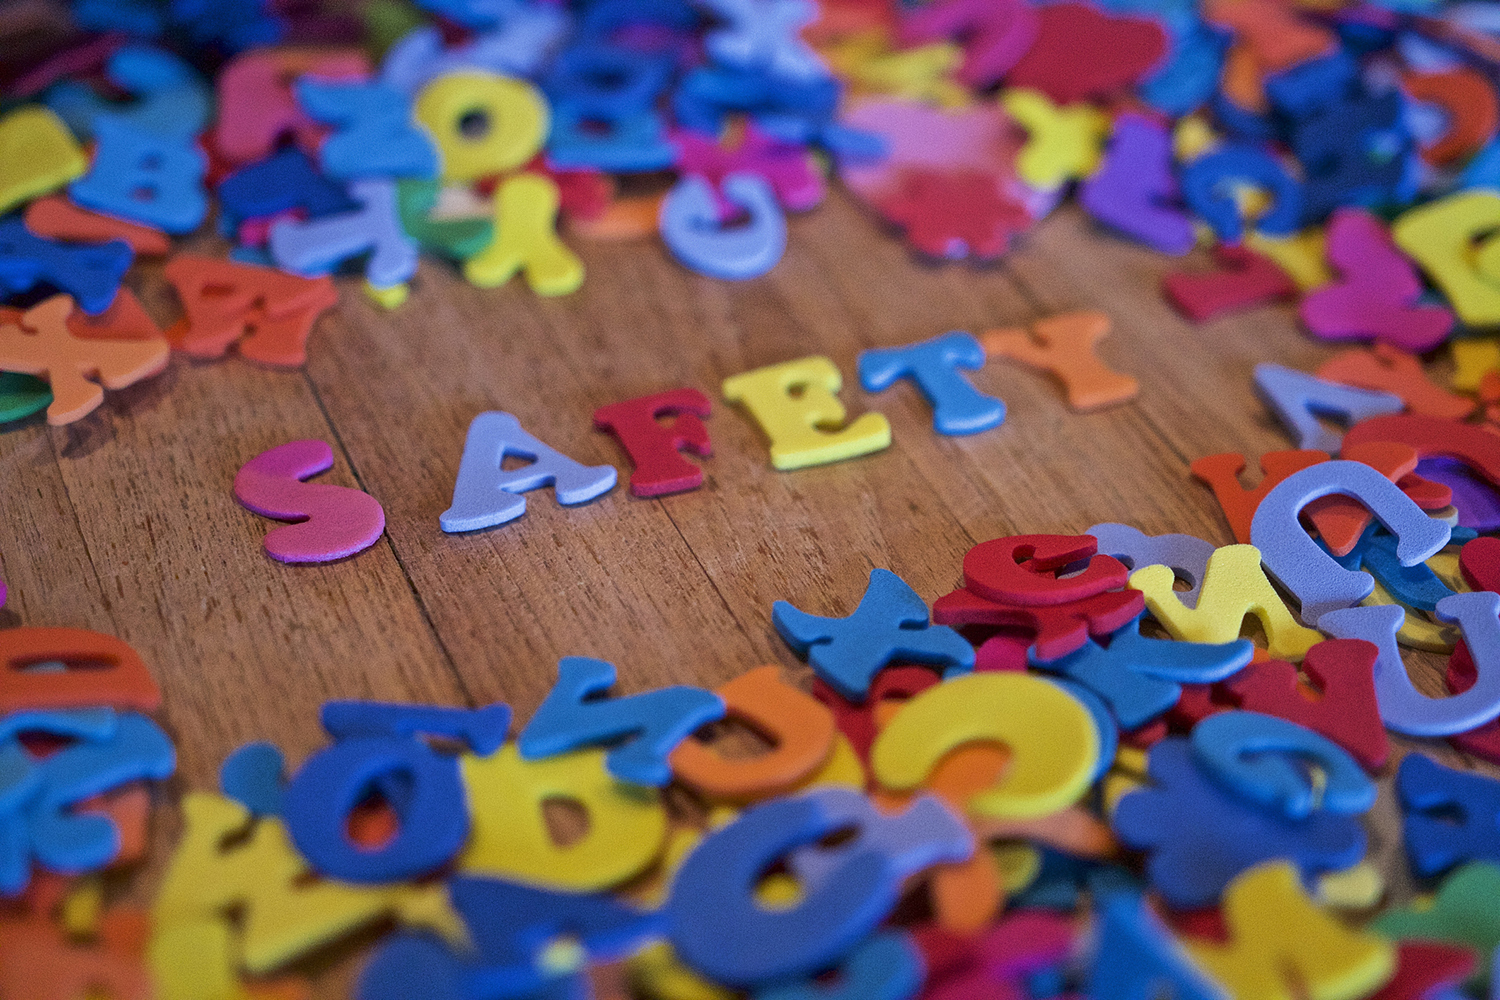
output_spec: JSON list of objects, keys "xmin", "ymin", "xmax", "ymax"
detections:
[
  {"xmin": 1222, "ymin": 638, "xmax": 1389, "ymax": 771},
  {"xmin": 295, "ymin": 78, "xmax": 437, "ymax": 180},
  {"xmin": 773, "ymin": 568, "xmax": 973, "ymax": 700},
  {"xmin": 1037, "ymin": 614, "xmax": 1252, "ymax": 729},
  {"xmin": 670, "ymin": 665, "xmax": 837, "ymax": 802},
  {"xmin": 872, "ymin": 672, "xmax": 1100, "ymax": 819},
  {"xmin": 593, "ymin": 388, "xmax": 713, "ymax": 497},
  {"xmin": 1184, "ymin": 862, "xmax": 1395, "ymax": 1000},
  {"xmin": 1397, "ymin": 754, "xmax": 1500, "ymax": 878},
  {"xmin": 1079, "ymin": 112, "xmax": 1195, "ymax": 255},
  {"xmin": 697, "ymin": 0, "xmax": 828, "ymax": 81},
  {"xmin": 213, "ymin": 48, "xmax": 370, "ymax": 165},
  {"xmin": 1253, "ymin": 364, "xmax": 1403, "ymax": 454},
  {"xmin": 1090, "ymin": 895, "xmax": 1227, "ymax": 1000},
  {"xmin": 1392, "ymin": 191, "xmax": 1500, "ymax": 328},
  {"xmin": 1300, "ymin": 209, "xmax": 1453, "ymax": 352},
  {"xmin": 321, "ymin": 700, "xmax": 512, "ymax": 755},
  {"xmin": 0, "ymin": 626, "xmax": 160, "ymax": 713},
  {"xmin": 858, "ymin": 331, "xmax": 1005, "ymax": 435},
  {"xmin": 152, "ymin": 793, "xmax": 463, "ymax": 975},
  {"xmin": 1001, "ymin": 89, "xmax": 1110, "ymax": 191},
  {"xmin": 518, "ymin": 657, "xmax": 725, "ymax": 787},
  {"xmin": 666, "ymin": 788, "xmax": 969, "ymax": 987},
  {"xmin": 1191, "ymin": 710, "xmax": 1376, "ymax": 819},
  {"xmin": 1130, "ymin": 544, "xmax": 1323, "ymax": 660},
  {"xmin": 163, "ymin": 254, "xmax": 339, "ymax": 366},
  {"xmin": 897, "ymin": 0, "xmax": 1039, "ymax": 88},
  {"xmin": 660, "ymin": 173, "xmax": 787, "ymax": 281},
  {"xmin": 1088, "ymin": 523, "xmax": 1217, "ymax": 608},
  {"xmin": 0, "ymin": 296, "xmax": 166, "ymax": 425},
  {"xmin": 1250, "ymin": 460, "xmax": 1449, "ymax": 625},
  {"xmin": 0, "ymin": 712, "xmax": 175, "ymax": 894},
  {"xmin": 460, "ymin": 745, "xmax": 667, "ymax": 890},
  {"xmin": 0, "ymin": 106, "xmax": 88, "ymax": 215},
  {"xmin": 981, "ymin": 311, "xmax": 1137, "ymax": 411},
  {"xmin": 413, "ymin": 69, "xmax": 548, "ymax": 182},
  {"xmin": 1180, "ymin": 144, "xmax": 1303, "ymax": 242},
  {"xmin": 233, "ymin": 439, "xmax": 386, "ymax": 563},
  {"xmin": 724, "ymin": 356, "xmax": 890, "ymax": 470},
  {"xmin": 440, "ymin": 411, "xmax": 616, "ymax": 531},
  {"xmin": 0, "ymin": 219, "xmax": 133, "ymax": 316},
  {"xmin": 281, "ymin": 736, "xmax": 468, "ymax": 883},
  {"xmin": 269, "ymin": 177, "xmax": 418, "ymax": 290},
  {"xmin": 465, "ymin": 173, "xmax": 584, "ymax": 295}
]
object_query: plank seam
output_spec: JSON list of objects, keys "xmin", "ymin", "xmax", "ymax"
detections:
[
  {"xmin": 299, "ymin": 369, "xmax": 478, "ymax": 708},
  {"xmin": 47, "ymin": 424, "xmax": 124, "ymax": 631}
]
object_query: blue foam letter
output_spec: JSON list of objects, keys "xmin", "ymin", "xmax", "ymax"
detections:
[
  {"xmin": 1252, "ymin": 363, "xmax": 1403, "ymax": 454},
  {"xmin": 667, "ymin": 788, "xmax": 969, "ymax": 987},
  {"xmin": 322, "ymin": 700, "xmax": 513, "ymax": 756},
  {"xmin": 518, "ymin": 656, "xmax": 725, "ymax": 786},
  {"xmin": 858, "ymin": 331, "xmax": 1005, "ymax": 436},
  {"xmin": 295, "ymin": 78, "xmax": 438, "ymax": 180},
  {"xmin": 68, "ymin": 116, "xmax": 207, "ymax": 233},
  {"xmin": 269, "ymin": 177, "xmax": 419, "ymax": 289},
  {"xmin": 1089, "ymin": 894, "xmax": 1227, "ymax": 1000},
  {"xmin": 773, "ymin": 568, "xmax": 974, "ymax": 701},
  {"xmin": 660, "ymin": 173, "xmax": 786, "ymax": 280},
  {"xmin": 282, "ymin": 735, "xmax": 469, "ymax": 883},
  {"xmin": 440, "ymin": 411, "xmax": 618, "ymax": 532},
  {"xmin": 1191, "ymin": 710, "xmax": 1376, "ymax": 819},
  {"xmin": 1035, "ymin": 615, "xmax": 1252, "ymax": 729},
  {"xmin": 1251, "ymin": 460, "xmax": 1450, "ymax": 624}
]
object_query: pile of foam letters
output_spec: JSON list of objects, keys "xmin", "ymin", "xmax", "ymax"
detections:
[
  {"xmin": 8, "ymin": 0, "xmax": 1500, "ymax": 422},
  {"xmin": 10, "ymin": 0, "xmax": 1500, "ymax": 998}
]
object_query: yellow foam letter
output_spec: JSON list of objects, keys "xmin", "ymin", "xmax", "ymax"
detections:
[
  {"xmin": 1130, "ymin": 544, "xmax": 1322, "ymax": 660},
  {"xmin": 152, "ymin": 794, "xmax": 462, "ymax": 983},
  {"xmin": 722, "ymin": 356, "xmax": 891, "ymax": 470},
  {"xmin": 0, "ymin": 106, "xmax": 88, "ymax": 216},
  {"xmin": 629, "ymin": 942, "xmax": 737, "ymax": 1000},
  {"xmin": 1186, "ymin": 862, "xmax": 1395, "ymax": 1000},
  {"xmin": 414, "ymin": 70, "xmax": 548, "ymax": 181},
  {"xmin": 463, "ymin": 172, "xmax": 584, "ymax": 295},
  {"xmin": 822, "ymin": 31, "xmax": 968, "ymax": 108},
  {"xmin": 1392, "ymin": 191, "xmax": 1500, "ymax": 327},
  {"xmin": 149, "ymin": 920, "xmax": 244, "ymax": 1000},
  {"xmin": 1247, "ymin": 227, "xmax": 1330, "ymax": 291},
  {"xmin": 1173, "ymin": 115, "xmax": 1220, "ymax": 162},
  {"xmin": 1001, "ymin": 89, "xmax": 1110, "ymax": 190},
  {"xmin": 1316, "ymin": 863, "xmax": 1385, "ymax": 911},
  {"xmin": 870, "ymin": 672, "xmax": 1099, "ymax": 819},
  {"xmin": 461, "ymin": 745, "xmax": 668, "ymax": 890},
  {"xmin": 1451, "ymin": 337, "xmax": 1500, "ymax": 393}
]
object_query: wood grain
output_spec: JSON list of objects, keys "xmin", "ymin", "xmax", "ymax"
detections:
[
  {"xmin": 1005, "ymin": 211, "xmax": 1338, "ymax": 471},
  {"xmin": 5, "ymin": 277, "xmax": 468, "ymax": 788}
]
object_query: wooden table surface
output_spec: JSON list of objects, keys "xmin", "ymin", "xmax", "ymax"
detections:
[{"xmin": 0, "ymin": 195, "xmax": 1485, "ymax": 927}]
